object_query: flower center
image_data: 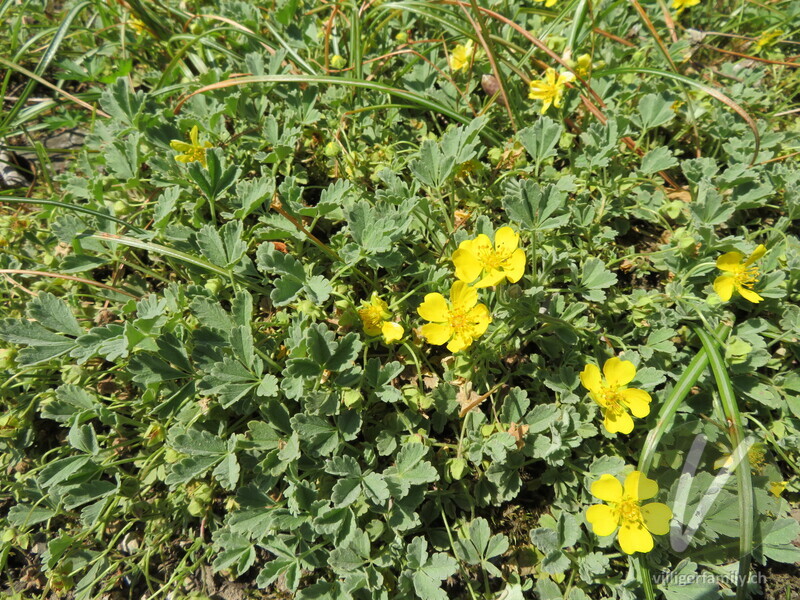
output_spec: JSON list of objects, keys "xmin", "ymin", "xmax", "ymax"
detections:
[
  {"xmin": 359, "ymin": 306, "xmax": 383, "ymax": 330},
  {"xmin": 447, "ymin": 306, "xmax": 471, "ymax": 334},
  {"xmin": 476, "ymin": 245, "xmax": 511, "ymax": 271},
  {"xmin": 187, "ymin": 146, "xmax": 207, "ymax": 162},
  {"xmin": 734, "ymin": 265, "xmax": 759, "ymax": 289},
  {"xmin": 616, "ymin": 498, "xmax": 642, "ymax": 524},
  {"xmin": 600, "ymin": 387, "xmax": 624, "ymax": 413}
]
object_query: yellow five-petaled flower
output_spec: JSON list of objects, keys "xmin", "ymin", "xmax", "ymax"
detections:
[
  {"xmin": 671, "ymin": 0, "xmax": 700, "ymax": 14},
  {"xmin": 452, "ymin": 226, "xmax": 526, "ymax": 288},
  {"xmin": 170, "ymin": 125, "xmax": 213, "ymax": 168},
  {"xmin": 586, "ymin": 471, "xmax": 673, "ymax": 555},
  {"xmin": 417, "ymin": 281, "xmax": 491, "ymax": 353},
  {"xmin": 713, "ymin": 244, "xmax": 766, "ymax": 304},
  {"xmin": 449, "ymin": 40, "xmax": 475, "ymax": 72},
  {"xmin": 528, "ymin": 68, "xmax": 574, "ymax": 114},
  {"xmin": 580, "ymin": 357, "xmax": 651, "ymax": 435},
  {"xmin": 358, "ymin": 293, "xmax": 404, "ymax": 343}
]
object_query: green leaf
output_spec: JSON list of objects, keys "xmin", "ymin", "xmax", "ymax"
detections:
[
  {"xmin": 502, "ymin": 180, "xmax": 568, "ymax": 232},
  {"xmin": 406, "ymin": 537, "xmax": 457, "ymax": 600},
  {"xmin": 518, "ymin": 117, "xmax": 562, "ymax": 166},
  {"xmin": 68, "ymin": 423, "xmax": 99, "ymax": 455},
  {"xmin": 640, "ymin": 146, "xmax": 678, "ymax": 175},
  {"xmin": 636, "ymin": 93, "xmax": 676, "ymax": 131},
  {"xmin": 196, "ymin": 221, "xmax": 247, "ymax": 269},
  {"xmin": 7, "ymin": 504, "xmax": 56, "ymax": 528},
  {"xmin": 384, "ymin": 443, "xmax": 438, "ymax": 498},
  {"xmin": 578, "ymin": 258, "xmax": 618, "ymax": 302},
  {"xmin": 99, "ymin": 77, "xmax": 145, "ymax": 126}
]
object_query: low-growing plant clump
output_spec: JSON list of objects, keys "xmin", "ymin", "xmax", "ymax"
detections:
[{"xmin": 1, "ymin": 1, "xmax": 799, "ymax": 599}]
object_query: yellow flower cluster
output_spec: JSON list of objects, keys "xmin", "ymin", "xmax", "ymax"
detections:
[{"xmin": 416, "ymin": 226, "xmax": 526, "ymax": 353}]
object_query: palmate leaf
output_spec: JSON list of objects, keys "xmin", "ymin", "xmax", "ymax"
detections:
[
  {"xmin": 502, "ymin": 180, "xmax": 569, "ymax": 232},
  {"xmin": 405, "ymin": 537, "xmax": 458, "ymax": 600},
  {"xmin": 196, "ymin": 221, "xmax": 247, "ymax": 269},
  {"xmin": 517, "ymin": 116, "xmax": 563, "ymax": 166},
  {"xmin": 0, "ymin": 292, "xmax": 82, "ymax": 365},
  {"xmin": 384, "ymin": 443, "xmax": 438, "ymax": 498}
]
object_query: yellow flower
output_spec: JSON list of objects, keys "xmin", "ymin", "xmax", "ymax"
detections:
[
  {"xmin": 449, "ymin": 40, "xmax": 475, "ymax": 72},
  {"xmin": 574, "ymin": 53, "xmax": 593, "ymax": 79},
  {"xmin": 580, "ymin": 358, "xmax": 651, "ymax": 435},
  {"xmin": 170, "ymin": 125, "xmax": 213, "ymax": 168},
  {"xmin": 452, "ymin": 226, "xmax": 526, "ymax": 288},
  {"xmin": 528, "ymin": 68, "xmax": 574, "ymax": 114},
  {"xmin": 754, "ymin": 30, "xmax": 783, "ymax": 53},
  {"xmin": 713, "ymin": 244, "xmax": 766, "ymax": 303},
  {"xmin": 586, "ymin": 471, "xmax": 673, "ymax": 555},
  {"xmin": 533, "ymin": 0, "xmax": 558, "ymax": 7},
  {"xmin": 358, "ymin": 293, "xmax": 404, "ymax": 343},
  {"xmin": 417, "ymin": 281, "xmax": 491, "ymax": 353},
  {"xmin": 129, "ymin": 17, "xmax": 147, "ymax": 34},
  {"xmin": 671, "ymin": 0, "xmax": 700, "ymax": 14},
  {"xmin": 769, "ymin": 481, "xmax": 787, "ymax": 498}
]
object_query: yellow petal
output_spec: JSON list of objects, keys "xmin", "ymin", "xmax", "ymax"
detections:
[
  {"xmin": 452, "ymin": 247, "xmax": 482, "ymax": 284},
  {"xmin": 737, "ymin": 285, "xmax": 764, "ymax": 304},
  {"xmin": 618, "ymin": 521, "xmax": 654, "ymax": 554},
  {"xmin": 604, "ymin": 409, "xmax": 634, "ymax": 435},
  {"xmin": 420, "ymin": 323, "xmax": 451, "ymax": 345},
  {"xmin": 603, "ymin": 357, "xmax": 636, "ymax": 388},
  {"xmin": 713, "ymin": 274, "xmax": 735, "ymax": 302},
  {"xmin": 558, "ymin": 71, "xmax": 576, "ymax": 85},
  {"xmin": 467, "ymin": 303, "xmax": 491, "ymax": 336},
  {"xmin": 446, "ymin": 332, "xmax": 472, "ymax": 353},
  {"xmin": 503, "ymin": 248, "xmax": 526, "ymax": 283},
  {"xmin": 744, "ymin": 244, "xmax": 766, "ymax": 266},
  {"xmin": 475, "ymin": 269, "xmax": 506, "ymax": 288},
  {"xmin": 540, "ymin": 97, "xmax": 553, "ymax": 114},
  {"xmin": 545, "ymin": 68, "xmax": 556, "ymax": 85},
  {"xmin": 418, "ymin": 293, "xmax": 449, "ymax": 323},
  {"xmin": 170, "ymin": 141, "xmax": 192, "ymax": 152},
  {"xmin": 590, "ymin": 474, "xmax": 623, "ymax": 503},
  {"xmin": 450, "ymin": 280, "xmax": 478, "ymax": 310},
  {"xmin": 620, "ymin": 388, "xmax": 651, "ymax": 418},
  {"xmin": 624, "ymin": 471, "xmax": 659, "ymax": 502},
  {"xmin": 586, "ymin": 504, "xmax": 619, "ymax": 537},
  {"xmin": 494, "ymin": 226, "xmax": 519, "ymax": 255},
  {"xmin": 189, "ymin": 125, "xmax": 200, "ymax": 146},
  {"xmin": 381, "ymin": 321, "xmax": 404, "ymax": 343},
  {"xmin": 579, "ymin": 364, "xmax": 603, "ymax": 396},
  {"xmin": 528, "ymin": 82, "xmax": 548, "ymax": 100},
  {"xmin": 716, "ymin": 251, "xmax": 745, "ymax": 272},
  {"xmin": 642, "ymin": 502, "xmax": 672, "ymax": 535}
]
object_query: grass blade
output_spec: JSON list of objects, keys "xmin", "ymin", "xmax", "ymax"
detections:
[
  {"xmin": 694, "ymin": 326, "xmax": 754, "ymax": 600},
  {"xmin": 173, "ymin": 74, "xmax": 504, "ymax": 145},
  {"xmin": 595, "ymin": 66, "xmax": 761, "ymax": 166},
  {"xmin": 0, "ymin": 1, "xmax": 93, "ymax": 131},
  {"xmin": 0, "ymin": 196, "xmax": 145, "ymax": 234}
]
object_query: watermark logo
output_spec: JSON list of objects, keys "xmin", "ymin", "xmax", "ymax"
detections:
[{"xmin": 669, "ymin": 432, "xmax": 756, "ymax": 552}]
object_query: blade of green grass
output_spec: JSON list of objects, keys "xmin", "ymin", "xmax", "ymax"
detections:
[
  {"xmin": 87, "ymin": 232, "xmax": 272, "ymax": 295},
  {"xmin": 695, "ymin": 326, "xmax": 754, "ymax": 600},
  {"xmin": 0, "ymin": 1, "xmax": 92, "ymax": 131},
  {"xmin": 1, "ymin": 196, "xmax": 146, "ymax": 235},
  {"xmin": 173, "ymin": 74, "xmax": 504, "ymax": 145},
  {"xmin": 594, "ymin": 66, "xmax": 761, "ymax": 166},
  {"xmin": 635, "ymin": 322, "xmax": 731, "ymax": 600}
]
